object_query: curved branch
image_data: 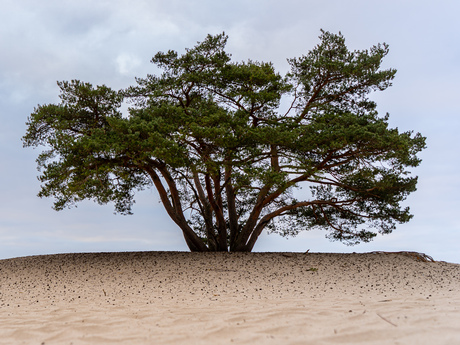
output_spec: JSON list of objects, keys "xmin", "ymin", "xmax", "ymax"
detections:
[{"xmin": 144, "ymin": 165, "xmax": 208, "ymax": 252}]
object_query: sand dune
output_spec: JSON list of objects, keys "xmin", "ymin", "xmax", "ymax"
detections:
[{"xmin": 1, "ymin": 251, "xmax": 459, "ymax": 344}]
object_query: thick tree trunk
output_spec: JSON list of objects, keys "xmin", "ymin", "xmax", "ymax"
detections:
[
  {"xmin": 204, "ymin": 174, "xmax": 228, "ymax": 252},
  {"xmin": 192, "ymin": 172, "xmax": 217, "ymax": 250},
  {"xmin": 225, "ymin": 167, "xmax": 239, "ymax": 252}
]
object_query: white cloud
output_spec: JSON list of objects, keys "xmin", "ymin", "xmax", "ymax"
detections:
[{"xmin": 115, "ymin": 54, "xmax": 141, "ymax": 76}]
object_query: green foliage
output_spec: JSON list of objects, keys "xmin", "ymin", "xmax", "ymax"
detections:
[{"xmin": 23, "ymin": 31, "xmax": 426, "ymax": 251}]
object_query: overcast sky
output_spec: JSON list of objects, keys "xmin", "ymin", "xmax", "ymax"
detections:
[{"xmin": 1, "ymin": 0, "xmax": 459, "ymax": 263}]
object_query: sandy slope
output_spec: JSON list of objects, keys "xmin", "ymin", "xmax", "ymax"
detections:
[{"xmin": 0, "ymin": 251, "xmax": 459, "ymax": 344}]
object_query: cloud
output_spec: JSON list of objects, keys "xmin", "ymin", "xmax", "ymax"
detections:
[{"xmin": 115, "ymin": 54, "xmax": 141, "ymax": 76}]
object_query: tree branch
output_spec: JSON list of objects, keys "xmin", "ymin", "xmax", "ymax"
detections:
[{"xmin": 144, "ymin": 164, "xmax": 208, "ymax": 251}]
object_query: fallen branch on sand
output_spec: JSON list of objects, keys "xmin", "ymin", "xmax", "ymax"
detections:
[
  {"xmin": 376, "ymin": 313, "xmax": 397, "ymax": 327},
  {"xmin": 370, "ymin": 251, "xmax": 435, "ymax": 262}
]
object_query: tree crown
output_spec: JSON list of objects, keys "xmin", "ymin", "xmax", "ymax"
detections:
[{"xmin": 23, "ymin": 31, "xmax": 426, "ymax": 251}]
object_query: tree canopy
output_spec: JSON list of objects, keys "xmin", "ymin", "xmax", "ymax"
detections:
[{"xmin": 23, "ymin": 31, "xmax": 426, "ymax": 252}]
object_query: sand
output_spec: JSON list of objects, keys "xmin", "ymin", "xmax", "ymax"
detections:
[{"xmin": 0, "ymin": 251, "xmax": 459, "ymax": 344}]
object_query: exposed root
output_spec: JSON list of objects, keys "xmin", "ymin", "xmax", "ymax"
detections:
[{"xmin": 370, "ymin": 251, "xmax": 435, "ymax": 262}]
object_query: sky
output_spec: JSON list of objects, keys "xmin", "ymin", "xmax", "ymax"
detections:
[{"xmin": 1, "ymin": 0, "xmax": 459, "ymax": 263}]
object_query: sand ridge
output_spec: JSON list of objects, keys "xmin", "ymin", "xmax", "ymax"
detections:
[{"xmin": 0, "ymin": 251, "xmax": 459, "ymax": 344}]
